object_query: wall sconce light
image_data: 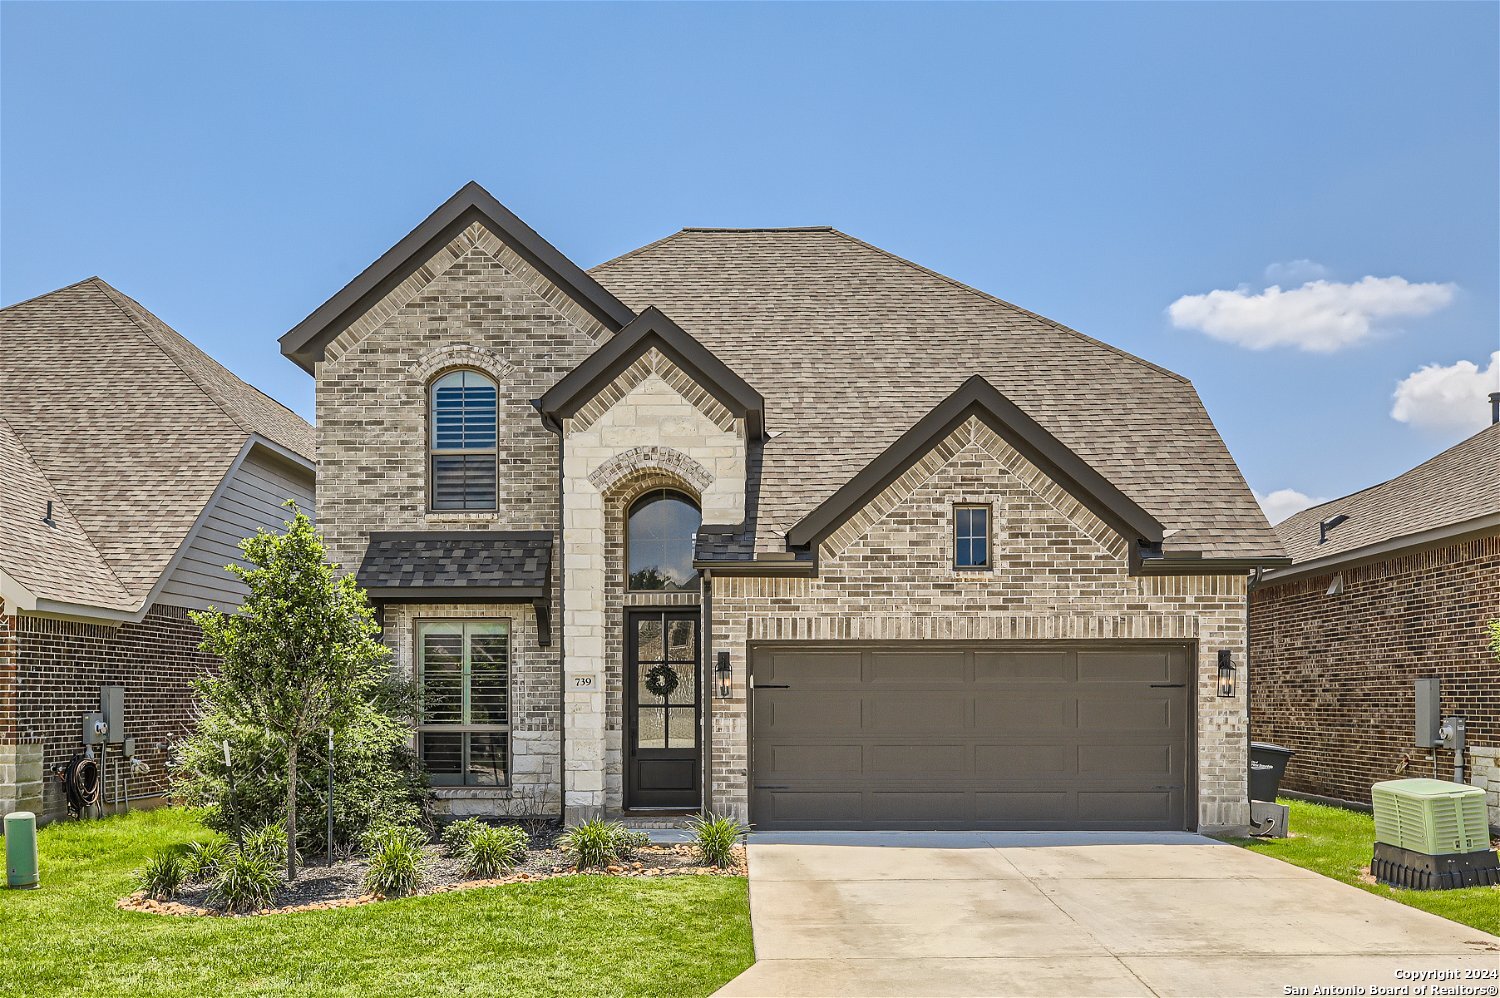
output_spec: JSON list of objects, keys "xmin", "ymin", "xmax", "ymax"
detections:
[
  {"xmin": 1217, "ymin": 649, "xmax": 1237, "ymax": 698},
  {"xmin": 715, "ymin": 651, "xmax": 731, "ymax": 699}
]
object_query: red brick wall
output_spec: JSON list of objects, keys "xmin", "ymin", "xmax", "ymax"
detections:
[
  {"xmin": 14, "ymin": 604, "xmax": 217, "ymax": 820},
  {"xmin": 1249, "ymin": 534, "xmax": 1500, "ymax": 806}
]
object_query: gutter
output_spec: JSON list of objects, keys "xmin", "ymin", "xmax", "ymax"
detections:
[
  {"xmin": 701, "ymin": 568, "xmax": 713, "ymax": 816},
  {"xmin": 1261, "ymin": 512, "xmax": 1500, "ymax": 585},
  {"xmin": 537, "ymin": 404, "xmax": 567, "ymax": 822}
]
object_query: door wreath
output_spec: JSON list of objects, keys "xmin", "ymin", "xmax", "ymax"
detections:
[{"xmin": 644, "ymin": 662, "xmax": 680, "ymax": 700}]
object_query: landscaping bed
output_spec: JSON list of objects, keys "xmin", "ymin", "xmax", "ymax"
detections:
[{"xmin": 120, "ymin": 836, "xmax": 746, "ymax": 916}]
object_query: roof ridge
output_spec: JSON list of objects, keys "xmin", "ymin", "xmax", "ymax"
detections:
[
  {"xmin": 0, "ymin": 414, "xmax": 135, "ymax": 603},
  {"xmin": 826, "ymin": 229, "xmax": 1191, "ymax": 386},
  {"xmin": 679, "ymin": 226, "xmax": 835, "ymax": 233},
  {"xmin": 0, "ymin": 275, "xmax": 102, "ymax": 313},
  {"xmin": 91, "ymin": 279, "xmax": 258, "ymax": 439}
]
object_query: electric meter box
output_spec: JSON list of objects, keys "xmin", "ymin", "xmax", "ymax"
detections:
[{"xmin": 1372, "ymin": 778, "xmax": 1489, "ymax": 855}]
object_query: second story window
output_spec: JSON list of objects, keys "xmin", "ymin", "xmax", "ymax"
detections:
[
  {"xmin": 430, "ymin": 370, "xmax": 498, "ymax": 511},
  {"xmin": 954, "ymin": 504, "xmax": 991, "ymax": 570}
]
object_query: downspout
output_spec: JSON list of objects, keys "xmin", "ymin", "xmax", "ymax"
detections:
[
  {"xmin": 1246, "ymin": 566, "xmax": 1263, "ymax": 815},
  {"xmin": 702, "ymin": 568, "xmax": 713, "ymax": 816}
]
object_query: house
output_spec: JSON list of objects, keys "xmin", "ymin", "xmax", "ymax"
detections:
[
  {"xmin": 279, "ymin": 182, "xmax": 1286, "ymax": 834},
  {"xmin": 1250, "ymin": 421, "xmax": 1500, "ymax": 827},
  {"xmin": 0, "ymin": 279, "xmax": 315, "ymax": 822}
]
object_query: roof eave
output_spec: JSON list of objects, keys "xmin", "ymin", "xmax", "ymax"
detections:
[
  {"xmin": 1260, "ymin": 511, "xmax": 1500, "ymax": 585},
  {"xmin": 279, "ymin": 182, "xmax": 636, "ymax": 374},
  {"xmin": 786, "ymin": 375, "xmax": 1165, "ymax": 550}
]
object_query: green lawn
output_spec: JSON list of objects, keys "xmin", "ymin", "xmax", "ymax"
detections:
[
  {"xmin": 0, "ymin": 809, "xmax": 754, "ymax": 997},
  {"xmin": 1229, "ymin": 798, "xmax": 1498, "ymax": 936}
]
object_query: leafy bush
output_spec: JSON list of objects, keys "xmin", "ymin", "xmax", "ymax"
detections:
[
  {"xmin": 441, "ymin": 817, "xmax": 485, "ymax": 857},
  {"xmin": 688, "ymin": 813, "xmax": 748, "ymax": 868},
  {"xmin": 182, "ymin": 836, "xmax": 231, "ymax": 881},
  {"xmin": 137, "ymin": 848, "xmax": 186, "ymax": 900},
  {"xmin": 462, "ymin": 824, "xmax": 529, "ymax": 878},
  {"xmin": 174, "ymin": 678, "xmax": 428, "ymax": 856},
  {"xmin": 559, "ymin": 819, "xmax": 646, "ymax": 868},
  {"xmin": 362, "ymin": 824, "xmax": 426, "ymax": 897},
  {"xmin": 211, "ymin": 849, "xmax": 281, "ymax": 913},
  {"xmin": 241, "ymin": 823, "xmax": 298, "ymax": 867}
]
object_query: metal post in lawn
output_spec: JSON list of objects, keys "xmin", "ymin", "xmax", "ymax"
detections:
[
  {"xmin": 223, "ymin": 739, "xmax": 242, "ymax": 848},
  {"xmin": 326, "ymin": 727, "xmax": 335, "ymax": 865}
]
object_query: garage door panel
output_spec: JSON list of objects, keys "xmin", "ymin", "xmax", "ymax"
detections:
[
  {"xmin": 974, "ymin": 695, "xmax": 1071, "ymax": 729},
  {"xmin": 751, "ymin": 643, "xmax": 1190, "ymax": 831},
  {"xmin": 869, "ymin": 742, "xmax": 968, "ymax": 776},
  {"xmin": 869, "ymin": 650, "xmax": 967, "ymax": 684},
  {"xmin": 975, "ymin": 650, "xmax": 1073, "ymax": 682}
]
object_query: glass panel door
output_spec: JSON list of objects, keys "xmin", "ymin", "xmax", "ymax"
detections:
[{"xmin": 626, "ymin": 609, "xmax": 701, "ymax": 808}]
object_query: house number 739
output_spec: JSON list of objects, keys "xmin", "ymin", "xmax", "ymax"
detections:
[{"xmin": 573, "ymin": 676, "xmax": 594, "ymax": 688}]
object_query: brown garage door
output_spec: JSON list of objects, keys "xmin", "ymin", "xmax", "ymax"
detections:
[{"xmin": 750, "ymin": 642, "xmax": 1192, "ymax": 831}]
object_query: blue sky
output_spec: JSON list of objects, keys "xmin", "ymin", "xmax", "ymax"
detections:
[{"xmin": 3, "ymin": 2, "xmax": 1496, "ymax": 522}]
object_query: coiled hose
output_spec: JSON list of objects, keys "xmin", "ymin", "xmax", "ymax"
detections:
[{"xmin": 61, "ymin": 754, "xmax": 101, "ymax": 816}]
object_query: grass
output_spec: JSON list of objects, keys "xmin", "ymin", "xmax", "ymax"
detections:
[
  {"xmin": 0, "ymin": 808, "xmax": 754, "ymax": 996},
  {"xmin": 1229, "ymin": 798, "xmax": 1498, "ymax": 936}
]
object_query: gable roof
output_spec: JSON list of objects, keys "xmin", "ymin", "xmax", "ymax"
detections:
[
  {"xmin": 1270, "ymin": 422, "xmax": 1500, "ymax": 576},
  {"xmin": 0, "ymin": 278, "xmax": 315, "ymax": 616},
  {"xmin": 280, "ymin": 181, "xmax": 636, "ymax": 372},
  {"xmin": 591, "ymin": 227, "xmax": 1283, "ymax": 561},
  {"xmin": 538, "ymin": 306, "xmax": 765, "ymax": 437},
  {"xmin": 788, "ymin": 376, "xmax": 1163, "ymax": 549}
]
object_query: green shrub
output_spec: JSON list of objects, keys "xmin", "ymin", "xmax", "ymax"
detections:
[
  {"xmin": 211, "ymin": 849, "xmax": 281, "ymax": 913},
  {"xmin": 441, "ymin": 817, "xmax": 485, "ymax": 857},
  {"xmin": 242, "ymin": 823, "xmax": 297, "ymax": 867},
  {"xmin": 137, "ymin": 848, "xmax": 186, "ymax": 900},
  {"xmin": 182, "ymin": 836, "xmax": 231, "ymax": 881},
  {"xmin": 173, "ymin": 676, "xmax": 428, "ymax": 854},
  {"xmin": 559, "ymin": 819, "xmax": 646, "ymax": 868},
  {"xmin": 688, "ymin": 813, "xmax": 748, "ymax": 868},
  {"xmin": 462, "ymin": 824, "xmax": 529, "ymax": 878},
  {"xmin": 362, "ymin": 824, "xmax": 426, "ymax": 897}
]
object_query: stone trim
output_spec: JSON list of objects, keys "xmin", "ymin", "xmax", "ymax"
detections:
[
  {"xmin": 738, "ymin": 613, "xmax": 1201, "ymax": 643},
  {"xmin": 325, "ymin": 222, "xmax": 609, "ymax": 365},
  {"xmin": 588, "ymin": 446, "xmax": 715, "ymax": 495},
  {"xmin": 568, "ymin": 349, "xmax": 737, "ymax": 434},
  {"xmin": 407, "ymin": 343, "xmax": 517, "ymax": 386}
]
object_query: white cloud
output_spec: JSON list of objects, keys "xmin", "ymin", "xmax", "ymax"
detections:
[
  {"xmin": 1264, "ymin": 259, "xmax": 1329, "ymax": 284},
  {"xmin": 1168, "ymin": 274, "xmax": 1456, "ymax": 352},
  {"xmin": 1391, "ymin": 351, "xmax": 1500, "ymax": 434},
  {"xmin": 1254, "ymin": 488, "xmax": 1326, "ymax": 525}
]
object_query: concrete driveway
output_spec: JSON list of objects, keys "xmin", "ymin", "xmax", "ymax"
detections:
[{"xmin": 715, "ymin": 831, "xmax": 1498, "ymax": 998}]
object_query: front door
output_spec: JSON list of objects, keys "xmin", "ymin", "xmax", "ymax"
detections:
[{"xmin": 626, "ymin": 609, "xmax": 701, "ymax": 809}]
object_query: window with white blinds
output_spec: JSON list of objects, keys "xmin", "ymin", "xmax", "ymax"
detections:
[
  {"xmin": 429, "ymin": 370, "xmax": 497, "ymax": 511},
  {"xmin": 417, "ymin": 620, "xmax": 510, "ymax": 786}
]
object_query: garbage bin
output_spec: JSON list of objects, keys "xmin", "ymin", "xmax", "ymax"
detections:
[{"xmin": 1250, "ymin": 742, "xmax": 1294, "ymax": 803}]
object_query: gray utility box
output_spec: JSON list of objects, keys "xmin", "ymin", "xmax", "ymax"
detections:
[
  {"xmin": 1415, "ymin": 678, "xmax": 1442, "ymax": 747},
  {"xmin": 101, "ymin": 685, "xmax": 124, "ymax": 744}
]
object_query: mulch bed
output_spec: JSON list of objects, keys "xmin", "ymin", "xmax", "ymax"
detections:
[{"xmin": 119, "ymin": 841, "xmax": 746, "ymax": 918}]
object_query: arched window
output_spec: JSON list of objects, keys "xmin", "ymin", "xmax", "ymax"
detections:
[
  {"xmin": 627, "ymin": 489, "xmax": 701, "ymax": 592},
  {"xmin": 429, "ymin": 370, "xmax": 497, "ymax": 511}
]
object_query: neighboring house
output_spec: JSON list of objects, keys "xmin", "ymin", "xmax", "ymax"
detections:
[
  {"xmin": 0, "ymin": 279, "xmax": 315, "ymax": 822},
  {"xmin": 1251, "ymin": 422, "xmax": 1500, "ymax": 827},
  {"xmin": 280, "ymin": 182, "xmax": 1285, "ymax": 834}
]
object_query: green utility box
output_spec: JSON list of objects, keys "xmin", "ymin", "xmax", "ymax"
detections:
[
  {"xmin": 1371, "ymin": 779, "xmax": 1489, "ymax": 855},
  {"xmin": 5, "ymin": 811, "xmax": 39, "ymax": 889}
]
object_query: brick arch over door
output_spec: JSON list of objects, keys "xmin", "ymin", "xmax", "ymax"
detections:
[{"xmin": 600, "ymin": 468, "xmax": 704, "ymax": 811}]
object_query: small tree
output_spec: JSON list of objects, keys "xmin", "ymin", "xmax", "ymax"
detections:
[{"xmin": 191, "ymin": 507, "xmax": 392, "ymax": 881}]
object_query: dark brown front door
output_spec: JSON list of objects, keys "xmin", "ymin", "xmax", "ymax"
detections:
[{"xmin": 626, "ymin": 610, "xmax": 701, "ymax": 809}]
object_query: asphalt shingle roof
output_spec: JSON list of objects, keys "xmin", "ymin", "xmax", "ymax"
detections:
[
  {"xmin": 592, "ymin": 229, "xmax": 1281, "ymax": 560},
  {"xmin": 1274, "ymin": 422, "xmax": 1500, "ymax": 567},
  {"xmin": 0, "ymin": 278, "xmax": 314, "ymax": 611},
  {"xmin": 356, "ymin": 532, "xmax": 552, "ymax": 593}
]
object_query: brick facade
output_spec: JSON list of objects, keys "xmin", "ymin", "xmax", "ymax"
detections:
[
  {"xmin": 708, "ymin": 418, "xmax": 1251, "ymax": 832},
  {"xmin": 1250, "ymin": 534, "xmax": 1500, "ymax": 826},
  {"xmin": 5, "ymin": 604, "xmax": 217, "ymax": 823}
]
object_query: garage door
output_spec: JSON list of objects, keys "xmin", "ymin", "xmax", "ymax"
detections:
[{"xmin": 750, "ymin": 643, "xmax": 1192, "ymax": 831}]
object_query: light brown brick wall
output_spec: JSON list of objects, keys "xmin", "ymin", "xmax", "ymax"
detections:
[
  {"xmin": 1250, "ymin": 534, "xmax": 1500, "ymax": 825},
  {"xmin": 708, "ymin": 418, "xmax": 1251, "ymax": 831}
]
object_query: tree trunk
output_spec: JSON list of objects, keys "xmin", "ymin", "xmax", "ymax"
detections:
[{"xmin": 286, "ymin": 740, "xmax": 299, "ymax": 881}]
